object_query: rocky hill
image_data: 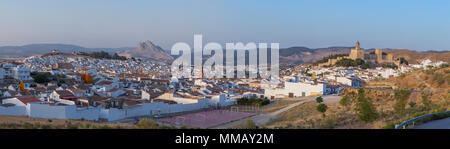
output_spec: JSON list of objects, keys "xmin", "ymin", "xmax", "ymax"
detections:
[{"xmin": 119, "ymin": 40, "xmax": 174, "ymax": 63}]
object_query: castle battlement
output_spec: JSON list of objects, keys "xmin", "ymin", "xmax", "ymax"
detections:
[{"xmin": 317, "ymin": 41, "xmax": 396, "ymax": 67}]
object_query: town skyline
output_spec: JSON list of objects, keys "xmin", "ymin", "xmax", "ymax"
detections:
[{"xmin": 1, "ymin": 0, "xmax": 450, "ymax": 51}]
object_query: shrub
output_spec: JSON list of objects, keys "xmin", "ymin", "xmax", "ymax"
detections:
[
  {"xmin": 245, "ymin": 118, "xmax": 256, "ymax": 129},
  {"xmin": 382, "ymin": 63, "xmax": 398, "ymax": 69},
  {"xmin": 421, "ymin": 93, "xmax": 432, "ymax": 110},
  {"xmin": 393, "ymin": 90, "xmax": 411, "ymax": 116},
  {"xmin": 98, "ymin": 125, "xmax": 113, "ymax": 129},
  {"xmin": 67, "ymin": 124, "xmax": 79, "ymax": 129},
  {"xmin": 432, "ymin": 73, "xmax": 445, "ymax": 85},
  {"xmin": 237, "ymin": 97, "xmax": 271, "ymax": 106},
  {"xmin": 339, "ymin": 96, "xmax": 350, "ymax": 107},
  {"xmin": 382, "ymin": 123, "xmax": 396, "ymax": 129},
  {"xmin": 137, "ymin": 119, "xmax": 159, "ymax": 129},
  {"xmin": 23, "ymin": 122, "xmax": 33, "ymax": 129}
]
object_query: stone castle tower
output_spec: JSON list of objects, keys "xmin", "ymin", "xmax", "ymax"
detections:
[
  {"xmin": 316, "ymin": 41, "xmax": 397, "ymax": 68},
  {"xmin": 349, "ymin": 41, "xmax": 365, "ymax": 60}
]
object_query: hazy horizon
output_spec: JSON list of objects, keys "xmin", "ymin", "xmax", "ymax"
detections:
[{"xmin": 1, "ymin": 0, "xmax": 450, "ymax": 51}]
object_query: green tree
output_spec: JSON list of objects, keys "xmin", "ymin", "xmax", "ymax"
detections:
[
  {"xmin": 382, "ymin": 63, "xmax": 398, "ymax": 69},
  {"xmin": 314, "ymin": 54, "xmax": 349, "ymax": 65},
  {"xmin": 360, "ymin": 64, "xmax": 371, "ymax": 69},
  {"xmin": 315, "ymin": 96, "xmax": 324, "ymax": 103},
  {"xmin": 261, "ymin": 98, "xmax": 271, "ymax": 106},
  {"xmin": 355, "ymin": 58, "xmax": 365, "ymax": 65},
  {"xmin": 317, "ymin": 103, "xmax": 328, "ymax": 117},
  {"xmin": 335, "ymin": 58, "xmax": 358, "ymax": 67},
  {"xmin": 408, "ymin": 102, "xmax": 416, "ymax": 108},
  {"xmin": 399, "ymin": 57, "xmax": 408, "ymax": 65},
  {"xmin": 30, "ymin": 72, "xmax": 51, "ymax": 83},
  {"xmin": 440, "ymin": 63, "xmax": 449, "ymax": 68},
  {"xmin": 355, "ymin": 89, "xmax": 378, "ymax": 122}
]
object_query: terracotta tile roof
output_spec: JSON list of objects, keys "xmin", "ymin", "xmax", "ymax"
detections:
[
  {"xmin": 33, "ymin": 87, "xmax": 46, "ymax": 92},
  {"xmin": 152, "ymin": 99, "xmax": 177, "ymax": 104},
  {"xmin": 88, "ymin": 95, "xmax": 108, "ymax": 101},
  {"xmin": 69, "ymin": 88, "xmax": 84, "ymax": 94},
  {"xmin": 46, "ymin": 86, "xmax": 57, "ymax": 90},
  {"xmin": 108, "ymin": 88, "xmax": 121, "ymax": 92},
  {"xmin": 16, "ymin": 97, "xmax": 42, "ymax": 104},
  {"xmin": 55, "ymin": 90, "xmax": 75, "ymax": 97},
  {"xmin": 76, "ymin": 85, "xmax": 90, "ymax": 90},
  {"xmin": 96, "ymin": 80, "xmax": 113, "ymax": 86}
]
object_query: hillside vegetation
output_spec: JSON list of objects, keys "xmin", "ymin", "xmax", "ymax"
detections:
[
  {"xmin": 366, "ymin": 66, "xmax": 450, "ymax": 90},
  {"xmin": 265, "ymin": 68, "xmax": 450, "ymax": 129}
]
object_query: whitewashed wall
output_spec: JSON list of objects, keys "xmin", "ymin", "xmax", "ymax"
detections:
[
  {"xmin": 65, "ymin": 106, "xmax": 100, "ymax": 121},
  {"xmin": 28, "ymin": 104, "xmax": 67, "ymax": 119},
  {"xmin": 0, "ymin": 106, "xmax": 27, "ymax": 116},
  {"xmin": 28, "ymin": 104, "xmax": 99, "ymax": 121},
  {"xmin": 0, "ymin": 98, "xmax": 226, "ymax": 122},
  {"xmin": 101, "ymin": 99, "xmax": 210, "ymax": 121}
]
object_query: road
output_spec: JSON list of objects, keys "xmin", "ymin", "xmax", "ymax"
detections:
[
  {"xmin": 212, "ymin": 95, "xmax": 341, "ymax": 129},
  {"xmin": 413, "ymin": 117, "xmax": 450, "ymax": 129}
]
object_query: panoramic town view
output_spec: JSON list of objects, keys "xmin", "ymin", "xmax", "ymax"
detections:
[{"xmin": 0, "ymin": 0, "xmax": 449, "ymax": 131}]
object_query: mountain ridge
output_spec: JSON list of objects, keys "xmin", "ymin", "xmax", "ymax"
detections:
[
  {"xmin": 1, "ymin": 42, "xmax": 449, "ymax": 64},
  {"xmin": 0, "ymin": 43, "xmax": 132, "ymax": 58}
]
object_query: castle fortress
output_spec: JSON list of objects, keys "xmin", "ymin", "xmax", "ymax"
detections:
[{"xmin": 319, "ymin": 41, "xmax": 395, "ymax": 67}]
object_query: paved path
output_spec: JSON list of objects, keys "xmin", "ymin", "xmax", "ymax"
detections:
[
  {"xmin": 415, "ymin": 72, "xmax": 436, "ymax": 91},
  {"xmin": 346, "ymin": 87, "xmax": 448, "ymax": 93},
  {"xmin": 413, "ymin": 117, "xmax": 450, "ymax": 129}
]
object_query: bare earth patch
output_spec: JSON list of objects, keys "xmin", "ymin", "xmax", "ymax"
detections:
[{"xmin": 0, "ymin": 115, "xmax": 136, "ymax": 129}]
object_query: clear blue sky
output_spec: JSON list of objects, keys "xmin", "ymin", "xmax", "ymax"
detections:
[{"xmin": 0, "ymin": 0, "xmax": 449, "ymax": 51}]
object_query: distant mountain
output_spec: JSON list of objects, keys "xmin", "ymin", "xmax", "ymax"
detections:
[
  {"xmin": 1, "ymin": 42, "xmax": 448, "ymax": 65},
  {"xmin": 119, "ymin": 40, "xmax": 174, "ymax": 63},
  {"xmin": 0, "ymin": 44, "xmax": 132, "ymax": 58},
  {"xmin": 279, "ymin": 47, "xmax": 450, "ymax": 65},
  {"xmin": 382, "ymin": 49, "xmax": 450, "ymax": 64},
  {"xmin": 279, "ymin": 46, "xmax": 352, "ymax": 64}
]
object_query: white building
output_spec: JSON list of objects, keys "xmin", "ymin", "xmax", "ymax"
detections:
[
  {"xmin": 12, "ymin": 66, "xmax": 32, "ymax": 81},
  {"xmin": 378, "ymin": 68, "xmax": 398, "ymax": 78},
  {"xmin": 0, "ymin": 63, "xmax": 32, "ymax": 81},
  {"xmin": 412, "ymin": 59, "xmax": 448, "ymax": 70},
  {"xmin": 265, "ymin": 81, "xmax": 329, "ymax": 99},
  {"xmin": 0, "ymin": 68, "xmax": 4, "ymax": 81},
  {"xmin": 336, "ymin": 77, "xmax": 361, "ymax": 87},
  {"xmin": 2, "ymin": 97, "xmax": 43, "ymax": 107}
]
